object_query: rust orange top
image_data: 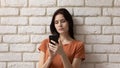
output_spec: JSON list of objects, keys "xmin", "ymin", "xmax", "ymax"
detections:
[{"xmin": 38, "ymin": 38, "xmax": 85, "ymax": 68}]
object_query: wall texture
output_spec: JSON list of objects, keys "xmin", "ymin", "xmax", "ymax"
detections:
[{"xmin": 0, "ymin": 0, "xmax": 120, "ymax": 68}]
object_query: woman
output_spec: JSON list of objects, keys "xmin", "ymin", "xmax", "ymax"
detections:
[{"xmin": 38, "ymin": 8, "xmax": 85, "ymax": 68}]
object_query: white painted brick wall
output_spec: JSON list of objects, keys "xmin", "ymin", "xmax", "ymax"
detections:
[
  {"xmin": 1, "ymin": 17, "xmax": 28, "ymax": 25},
  {"xmin": 3, "ymin": 35, "xmax": 29, "ymax": 43},
  {"xmin": 114, "ymin": 35, "xmax": 120, "ymax": 43},
  {"xmin": 10, "ymin": 44, "xmax": 35, "ymax": 52},
  {"xmin": 114, "ymin": 0, "xmax": 120, "ymax": 6},
  {"xmin": 109, "ymin": 54, "xmax": 120, "ymax": 62},
  {"xmin": 18, "ymin": 26, "xmax": 45, "ymax": 34},
  {"xmin": 20, "ymin": 8, "xmax": 45, "ymax": 16},
  {"xmin": 0, "ymin": 44, "xmax": 8, "ymax": 51},
  {"xmin": 96, "ymin": 63, "xmax": 120, "ymax": 68},
  {"xmin": 74, "ymin": 8, "xmax": 101, "ymax": 16},
  {"xmin": 29, "ymin": 0, "xmax": 56, "ymax": 7},
  {"xmin": 85, "ymin": 0, "xmax": 113, "ymax": 6},
  {"xmin": 103, "ymin": 8, "xmax": 120, "ymax": 16},
  {"xmin": 1, "ymin": 0, "xmax": 27, "ymax": 7},
  {"xmin": 0, "ymin": 62, "xmax": 6, "ymax": 68},
  {"xmin": 58, "ymin": 0, "xmax": 84, "ymax": 6},
  {"xmin": 75, "ymin": 26, "xmax": 101, "ymax": 34},
  {"xmin": 113, "ymin": 17, "xmax": 120, "ymax": 25},
  {"xmin": 85, "ymin": 54, "xmax": 107, "ymax": 62},
  {"xmin": 23, "ymin": 53, "xmax": 39, "ymax": 61},
  {"xmin": 103, "ymin": 26, "xmax": 120, "ymax": 34},
  {"xmin": 8, "ymin": 62, "xmax": 34, "ymax": 68},
  {"xmin": 0, "ymin": 8, "xmax": 18, "ymax": 16},
  {"xmin": 0, "ymin": 53, "xmax": 21, "ymax": 61},
  {"xmin": 0, "ymin": 36, "xmax": 2, "ymax": 42},
  {"xmin": 93, "ymin": 44, "xmax": 120, "ymax": 53},
  {"xmin": 0, "ymin": 26, "xmax": 16, "ymax": 34},
  {"xmin": 0, "ymin": 0, "xmax": 120, "ymax": 68},
  {"xmin": 85, "ymin": 17, "xmax": 111, "ymax": 25},
  {"xmin": 29, "ymin": 17, "xmax": 52, "ymax": 25},
  {"xmin": 86, "ymin": 35, "xmax": 112, "ymax": 43}
]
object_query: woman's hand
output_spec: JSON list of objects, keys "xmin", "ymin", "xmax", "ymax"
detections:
[
  {"xmin": 48, "ymin": 43, "xmax": 57, "ymax": 58},
  {"xmin": 50, "ymin": 39, "xmax": 65, "ymax": 56}
]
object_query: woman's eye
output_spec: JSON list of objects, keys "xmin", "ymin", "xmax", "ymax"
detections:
[
  {"xmin": 55, "ymin": 21, "xmax": 58, "ymax": 24},
  {"xmin": 61, "ymin": 20, "xmax": 66, "ymax": 23}
]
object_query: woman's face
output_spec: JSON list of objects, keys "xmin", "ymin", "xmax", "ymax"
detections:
[{"xmin": 54, "ymin": 14, "xmax": 69, "ymax": 34}]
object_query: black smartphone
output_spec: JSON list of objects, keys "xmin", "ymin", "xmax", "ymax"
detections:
[{"xmin": 49, "ymin": 34, "xmax": 59, "ymax": 44}]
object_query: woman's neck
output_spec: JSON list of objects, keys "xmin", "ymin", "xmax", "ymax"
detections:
[{"xmin": 59, "ymin": 33, "xmax": 73, "ymax": 43}]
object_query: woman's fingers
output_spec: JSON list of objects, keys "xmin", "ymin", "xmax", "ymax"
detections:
[
  {"xmin": 48, "ymin": 43, "xmax": 57, "ymax": 52},
  {"xmin": 50, "ymin": 40, "xmax": 57, "ymax": 45}
]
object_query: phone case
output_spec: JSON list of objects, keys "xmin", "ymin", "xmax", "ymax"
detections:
[{"xmin": 49, "ymin": 34, "xmax": 59, "ymax": 44}]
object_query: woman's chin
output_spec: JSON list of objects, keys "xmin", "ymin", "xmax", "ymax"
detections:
[{"xmin": 58, "ymin": 31, "xmax": 65, "ymax": 34}]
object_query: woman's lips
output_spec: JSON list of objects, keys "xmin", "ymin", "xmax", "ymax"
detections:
[{"xmin": 58, "ymin": 28, "xmax": 64, "ymax": 31}]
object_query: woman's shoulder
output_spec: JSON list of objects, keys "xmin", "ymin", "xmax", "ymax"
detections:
[
  {"xmin": 72, "ymin": 40, "xmax": 84, "ymax": 47},
  {"xmin": 41, "ymin": 38, "xmax": 49, "ymax": 44},
  {"xmin": 73, "ymin": 40, "xmax": 84, "ymax": 44}
]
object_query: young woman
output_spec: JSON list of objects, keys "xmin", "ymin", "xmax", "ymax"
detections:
[{"xmin": 38, "ymin": 8, "xmax": 85, "ymax": 68}]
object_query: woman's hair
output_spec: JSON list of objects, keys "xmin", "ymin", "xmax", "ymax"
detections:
[{"xmin": 50, "ymin": 8, "xmax": 75, "ymax": 39}]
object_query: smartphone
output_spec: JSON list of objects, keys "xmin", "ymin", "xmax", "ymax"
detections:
[{"xmin": 49, "ymin": 34, "xmax": 59, "ymax": 44}]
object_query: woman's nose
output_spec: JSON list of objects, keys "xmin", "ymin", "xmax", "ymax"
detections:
[{"xmin": 58, "ymin": 21, "xmax": 62, "ymax": 26}]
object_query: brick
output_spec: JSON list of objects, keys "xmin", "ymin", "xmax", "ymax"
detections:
[
  {"xmin": 3, "ymin": 35, "xmax": 29, "ymax": 43},
  {"xmin": 0, "ymin": 26, "xmax": 16, "ymax": 34},
  {"xmin": 0, "ymin": 44, "xmax": 8, "ymax": 51},
  {"xmin": 85, "ymin": 17, "xmax": 111, "ymax": 25},
  {"xmin": 113, "ymin": 17, "xmax": 120, "ymax": 25},
  {"xmin": 73, "ymin": 17, "xmax": 83, "ymax": 25},
  {"xmin": 85, "ymin": 44, "xmax": 93, "ymax": 53},
  {"xmin": 46, "ymin": 26, "xmax": 50, "ymax": 33},
  {"xmin": 114, "ymin": 35, "xmax": 120, "ymax": 43},
  {"xmin": 0, "ymin": 36, "xmax": 1, "ymax": 42},
  {"xmin": 36, "ymin": 63, "xmax": 39, "ymax": 68},
  {"xmin": 103, "ymin": 26, "xmax": 120, "ymax": 34},
  {"xmin": 29, "ymin": 0, "xmax": 56, "ymax": 7},
  {"xmin": 58, "ymin": 0, "xmax": 84, "ymax": 6},
  {"xmin": 0, "ymin": 53, "xmax": 21, "ymax": 61},
  {"xmin": 86, "ymin": 35, "xmax": 112, "ymax": 43},
  {"xmin": 1, "ymin": 0, "xmax": 27, "ymax": 7},
  {"xmin": 47, "ymin": 8, "xmax": 73, "ymax": 15},
  {"xmin": 114, "ymin": 0, "xmax": 120, "ymax": 6},
  {"xmin": 85, "ymin": 0, "xmax": 113, "ymax": 6},
  {"xmin": 85, "ymin": 54, "xmax": 107, "ymax": 62},
  {"xmin": 0, "ymin": 62, "xmax": 6, "ymax": 68},
  {"xmin": 81, "ymin": 64, "xmax": 94, "ymax": 68},
  {"xmin": 103, "ymin": 8, "xmax": 120, "ymax": 16},
  {"xmin": 29, "ymin": 17, "xmax": 52, "ymax": 25},
  {"xmin": 109, "ymin": 54, "xmax": 120, "ymax": 62},
  {"xmin": 75, "ymin": 26, "xmax": 101, "ymax": 34},
  {"xmin": 0, "ymin": 8, "xmax": 18, "ymax": 16},
  {"xmin": 93, "ymin": 44, "xmax": 120, "ymax": 53},
  {"xmin": 8, "ymin": 62, "xmax": 34, "ymax": 68},
  {"xmin": 18, "ymin": 26, "xmax": 45, "ymax": 34},
  {"xmin": 1, "ymin": 17, "xmax": 27, "ymax": 25},
  {"xmin": 74, "ymin": 8, "xmax": 101, "ymax": 16},
  {"xmin": 10, "ymin": 44, "xmax": 35, "ymax": 52},
  {"xmin": 21, "ymin": 8, "xmax": 45, "ymax": 16},
  {"xmin": 74, "ymin": 35, "xmax": 85, "ymax": 42},
  {"xmin": 31, "ymin": 35, "xmax": 48, "ymax": 43},
  {"xmin": 96, "ymin": 63, "xmax": 120, "ymax": 68},
  {"xmin": 23, "ymin": 53, "xmax": 39, "ymax": 61}
]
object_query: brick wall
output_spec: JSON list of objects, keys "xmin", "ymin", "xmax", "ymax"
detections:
[{"xmin": 0, "ymin": 0, "xmax": 120, "ymax": 68}]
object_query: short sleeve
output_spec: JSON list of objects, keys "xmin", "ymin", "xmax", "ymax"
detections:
[
  {"xmin": 74, "ymin": 42, "xmax": 85, "ymax": 61},
  {"xmin": 38, "ymin": 39, "xmax": 49, "ymax": 53}
]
